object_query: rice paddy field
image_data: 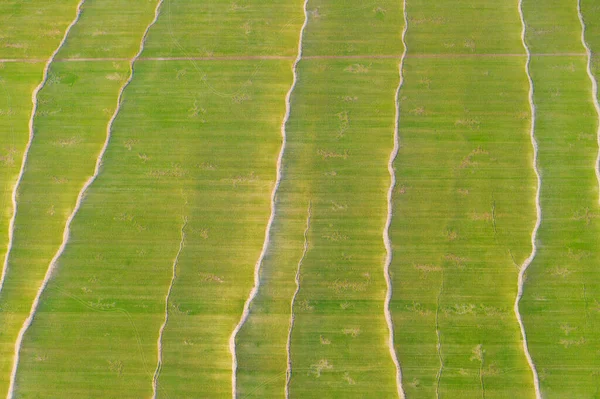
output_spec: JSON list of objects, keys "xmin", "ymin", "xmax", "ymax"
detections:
[{"xmin": 0, "ymin": 1, "xmax": 599, "ymax": 398}]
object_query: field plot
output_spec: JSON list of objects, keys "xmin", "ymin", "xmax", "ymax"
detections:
[
  {"xmin": 0, "ymin": 1, "xmax": 81, "ymax": 387},
  {"xmin": 390, "ymin": 0, "xmax": 538, "ymax": 398},
  {"xmin": 520, "ymin": 0, "xmax": 600, "ymax": 397},
  {"xmin": 1, "ymin": 1, "xmax": 600, "ymax": 398},
  {"xmin": 13, "ymin": 1, "xmax": 301, "ymax": 398},
  {"xmin": 235, "ymin": 1, "xmax": 404, "ymax": 397},
  {"xmin": 0, "ymin": 1, "xmax": 164, "ymax": 397}
]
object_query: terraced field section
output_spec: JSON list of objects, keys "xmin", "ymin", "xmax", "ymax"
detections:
[
  {"xmin": 390, "ymin": 0, "xmax": 538, "ymax": 397},
  {"xmin": 235, "ymin": 1, "xmax": 404, "ymax": 397},
  {"xmin": 2, "ymin": 1, "xmax": 600, "ymax": 399},
  {"xmin": 519, "ymin": 0, "xmax": 600, "ymax": 397},
  {"xmin": 11, "ymin": 1, "xmax": 302, "ymax": 398},
  {"xmin": 0, "ymin": 2, "xmax": 83, "ymax": 391},
  {"xmin": 0, "ymin": 0, "xmax": 171, "ymax": 397},
  {"xmin": 0, "ymin": 0, "xmax": 140, "ymax": 395}
]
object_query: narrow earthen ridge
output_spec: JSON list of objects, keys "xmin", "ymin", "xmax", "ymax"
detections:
[
  {"xmin": 577, "ymin": 0, "xmax": 600, "ymax": 203},
  {"xmin": 435, "ymin": 272, "xmax": 444, "ymax": 399},
  {"xmin": 285, "ymin": 201, "xmax": 312, "ymax": 398},
  {"xmin": 152, "ymin": 216, "xmax": 187, "ymax": 399},
  {"xmin": 516, "ymin": 1, "xmax": 543, "ymax": 398},
  {"xmin": 382, "ymin": 0, "xmax": 408, "ymax": 397},
  {"xmin": 6, "ymin": 1, "xmax": 165, "ymax": 397},
  {"xmin": 0, "ymin": 0, "xmax": 86, "ymax": 298},
  {"xmin": 228, "ymin": 1, "xmax": 309, "ymax": 397}
]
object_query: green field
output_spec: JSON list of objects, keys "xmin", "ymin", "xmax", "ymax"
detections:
[{"xmin": 0, "ymin": 0, "xmax": 599, "ymax": 398}]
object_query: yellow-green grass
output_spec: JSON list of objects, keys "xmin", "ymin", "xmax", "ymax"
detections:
[
  {"xmin": 404, "ymin": 0, "xmax": 524, "ymax": 56},
  {"xmin": 235, "ymin": 1, "xmax": 403, "ymax": 396},
  {"xmin": 390, "ymin": 1, "xmax": 538, "ymax": 397},
  {"xmin": 520, "ymin": 1, "xmax": 600, "ymax": 397},
  {"xmin": 55, "ymin": 0, "xmax": 158, "ymax": 60},
  {"xmin": 0, "ymin": 1, "xmax": 79, "ymax": 60},
  {"xmin": 0, "ymin": 62, "xmax": 42, "ymax": 391},
  {"xmin": 0, "ymin": 2, "xmax": 81, "ymax": 389},
  {"xmin": 236, "ymin": 58, "xmax": 401, "ymax": 398},
  {"xmin": 142, "ymin": 0, "xmax": 304, "ymax": 57},
  {"xmin": 392, "ymin": 56, "xmax": 536, "ymax": 398},
  {"xmin": 299, "ymin": 0, "xmax": 404, "ymax": 57},
  {"xmin": 287, "ymin": 59, "xmax": 400, "ymax": 397},
  {"xmin": 0, "ymin": 2, "xmax": 162, "ymax": 396},
  {"xmin": 15, "ymin": 58, "xmax": 292, "ymax": 398}
]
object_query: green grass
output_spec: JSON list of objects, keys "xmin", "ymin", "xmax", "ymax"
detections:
[
  {"xmin": 235, "ymin": 1, "xmax": 404, "ymax": 396},
  {"xmin": 237, "ymin": 58, "xmax": 401, "ymax": 398},
  {"xmin": 142, "ymin": 0, "xmax": 304, "ymax": 58},
  {"xmin": 15, "ymin": 58, "xmax": 291, "ymax": 398},
  {"xmin": 390, "ymin": 1, "xmax": 537, "ymax": 398},
  {"xmin": 0, "ymin": 1, "xmax": 79, "ymax": 59},
  {"xmin": 0, "ymin": 2, "xmax": 81, "ymax": 392},
  {"xmin": 520, "ymin": 1, "xmax": 600, "ymax": 396},
  {"xmin": 1, "ymin": 1, "xmax": 599, "ymax": 398},
  {"xmin": 0, "ymin": 2, "xmax": 164, "ymax": 397}
]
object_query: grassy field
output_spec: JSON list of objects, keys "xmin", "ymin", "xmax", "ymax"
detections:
[
  {"xmin": 13, "ymin": 0, "xmax": 300, "ymax": 398},
  {"xmin": 520, "ymin": 0, "xmax": 600, "ymax": 397},
  {"xmin": 1, "ymin": 1, "xmax": 600, "ymax": 398},
  {"xmin": 235, "ymin": 1, "xmax": 404, "ymax": 397},
  {"xmin": 390, "ymin": 1, "xmax": 537, "ymax": 398},
  {"xmin": 0, "ymin": 1, "xmax": 162, "ymax": 397},
  {"xmin": 0, "ymin": 0, "xmax": 79, "ymax": 395}
]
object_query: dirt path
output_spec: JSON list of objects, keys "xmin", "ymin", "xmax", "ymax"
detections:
[
  {"xmin": 577, "ymin": 0, "xmax": 600, "ymax": 205},
  {"xmin": 152, "ymin": 215, "xmax": 187, "ymax": 399},
  {"xmin": 515, "ymin": 1, "xmax": 542, "ymax": 398},
  {"xmin": 228, "ymin": 2, "xmax": 309, "ymax": 397},
  {"xmin": 6, "ymin": 1, "xmax": 165, "ymax": 397},
  {"xmin": 382, "ymin": 1, "xmax": 408, "ymax": 398},
  {"xmin": 284, "ymin": 201, "xmax": 311, "ymax": 398}
]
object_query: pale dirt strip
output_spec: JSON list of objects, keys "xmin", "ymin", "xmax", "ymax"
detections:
[
  {"xmin": 515, "ymin": 1, "xmax": 543, "ymax": 398},
  {"xmin": 152, "ymin": 216, "xmax": 187, "ymax": 399},
  {"xmin": 228, "ymin": 1, "xmax": 309, "ymax": 397},
  {"xmin": 434, "ymin": 273, "xmax": 444, "ymax": 399},
  {"xmin": 577, "ymin": 0, "xmax": 600, "ymax": 204},
  {"xmin": 284, "ymin": 201, "xmax": 311, "ymax": 399},
  {"xmin": 6, "ymin": 1, "xmax": 165, "ymax": 398},
  {"xmin": 0, "ymin": 0, "xmax": 86, "ymax": 298},
  {"xmin": 0, "ymin": 53, "xmax": 588, "ymax": 64},
  {"xmin": 382, "ymin": 0, "xmax": 408, "ymax": 397}
]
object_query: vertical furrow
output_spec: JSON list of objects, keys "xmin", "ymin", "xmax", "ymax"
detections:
[
  {"xmin": 228, "ymin": 1, "xmax": 309, "ymax": 397},
  {"xmin": 515, "ymin": 1, "xmax": 543, "ymax": 398},
  {"xmin": 577, "ymin": 0, "xmax": 600, "ymax": 202},
  {"xmin": 434, "ymin": 272, "xmax": 444, "ymax": 399},
  {"xmin": 6, "ymin": 1, "xmax": 165, "ymax": 397},
  {"xmin": 383, "ymin": 0, "xmax": 408, "ymax": 397},
  {"xmin": 0, "ymin": 0, "xmax": 86, "ymax": 297},
  {"xmin": 152, "ymin": 216, "xmax": 187, "ymax": 399},
  {"xmin": 284, "ymin": 201, "xmax": 312, "ymax": 398}
]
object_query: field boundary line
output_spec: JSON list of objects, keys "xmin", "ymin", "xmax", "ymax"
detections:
[
  {"xmin": 285, "ymin": 201, "xmax": 311, "ymax": 398},
  {"xmin": 0, "ymin": 1, "xmax": 86, "ymax": 300},
  {"xmin": 228, "ymin": 1, "xmax": 309, "ymax": 397},
  {"xmin": 6, "ymin": 1, "xmax": 165, "ymax": 397},
  {"xmin": 434, "ymin": 272, "xmax": 444, "ymax": 399},
  {"xmin": 516, "ymin": 1, "xmax": 542, "ymax": 398},
  {"xmin": 577, "ymin": 0, "xmax": 600, "ymax": 204},
  {"xmin": 0, "ymin": 53, "xmax": 590, "ymax": 64},
  {"xmin": 382, "ymin": 0, "xmax": 408, "ymax": 397},
  {"xmin": 152, "ymin": 216, "xmax": 187, "ymax": 399}
]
